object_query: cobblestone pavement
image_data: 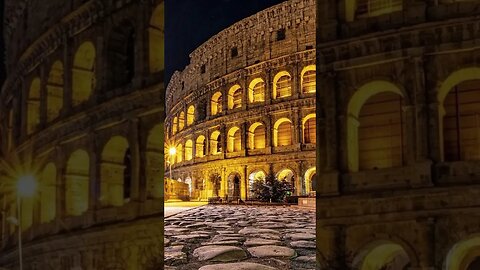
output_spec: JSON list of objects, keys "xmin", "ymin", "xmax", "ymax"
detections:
[{"xmin": 164, "ymin": 205, "xmax": 316, "ymax": 270}]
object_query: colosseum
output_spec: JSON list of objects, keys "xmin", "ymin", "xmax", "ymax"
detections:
[
  {"xmin": 316, "ymin": 0, "xmax": 480, "ymax": 269},
  {"xmin": 0, "ymin": 0, "xmax": 165, "ymax": 269},
  {"xmin": 165, "ymin": 0, "xmax": 317, "ymax": 202}
]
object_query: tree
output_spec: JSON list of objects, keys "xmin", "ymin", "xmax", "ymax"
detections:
[
  {"xmin": 209, "ymin": 173, "xmax": 221, "ymax": 197},
  {"xmin": 251, "ymin": 172, "xmax": 292, "ymax": 202}
]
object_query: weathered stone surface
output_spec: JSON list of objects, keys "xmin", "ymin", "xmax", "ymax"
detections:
[
  {"xmin": 290, "ymin": 240, "xmax": 316, "ymax": 249},
  {"xmin": 193, "ymin": 245, "xmax": 247, "ymax": 262},
  {"xmin": 247, "ymin": 245, "xmax": 296, "ymax": 258},
  {"xmin": 198, "ymin": 262, "xmax": 278, "ymax": 270},
  {"xmin": 244, "ymin": 238, "xmax": 281, "ymax": 246}
]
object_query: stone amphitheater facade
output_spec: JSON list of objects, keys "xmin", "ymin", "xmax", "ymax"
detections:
[
  {"xmin": 0, "ymin": 0, "xmax": 165, "ymax": 269},
  {"xmin": 165, "ymin": 0, "xmax": 317, "ymax": 201},
  {"xmin": 316, "ymin": 0, "xmax": 480, "ymax": 269}
]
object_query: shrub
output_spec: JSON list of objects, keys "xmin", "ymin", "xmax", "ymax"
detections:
[{"xmin": 251, "ymin": 173, "xmax": 292, "ymax": 202}]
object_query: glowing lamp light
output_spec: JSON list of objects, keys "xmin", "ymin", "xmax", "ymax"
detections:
[
  {"xmin": 16, "ymin": 175, "xmax": 37, "ymax": 198},
  {"xmin": 169, "ymin": 147, "xmax": 177, "ymax": 156}
]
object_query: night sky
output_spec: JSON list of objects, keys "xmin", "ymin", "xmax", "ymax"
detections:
[{"xmin": 165, "ymin": 0, "xmax": 285, "ymax": 83}]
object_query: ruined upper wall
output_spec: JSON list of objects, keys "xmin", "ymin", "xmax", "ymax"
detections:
[{"xmin": 166, "ymin": 0, "xmax": 316, "ymax": 110}]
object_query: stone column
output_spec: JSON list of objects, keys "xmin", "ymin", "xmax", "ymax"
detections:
[
  {"xmin": 39, "ymin": 65, "xmax": 47, "ymax": 129},
  {"xmin": 129, "ymin": 119, "xmax": 141, "ymax": 201},
  {"xmin": 62, "ymin": 35, "xmax": 73, "ymax": 115}
]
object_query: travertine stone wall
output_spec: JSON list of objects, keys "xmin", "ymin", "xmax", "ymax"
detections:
[
  {"xmin": 165, "ymin": 0, "xmax": 317, "ymax": 201},
  {"xmin": 316, "ymin": 1, "xmax": 480, "ymax": 269}
]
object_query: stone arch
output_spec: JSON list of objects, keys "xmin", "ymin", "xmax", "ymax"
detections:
[
  {"xmin": 107, "ymin": 19, "xmax": 136, "ymax": 89},
  {"xmin": 196, "ymin": 135, "xmax": 206, "ymax": 157},
  {"xmin": 347, "ymin": 80, "xmax": 406, "ymax": 172},
  {"xmin": 301, "ymin": 65, "xmax": 316, "ymax": 94},
  {"xmin": 27, "ymin": 77, "xmax": 41, "ymax": 135},
  {"xmin": 273, "ymin": 71, "xmax": 292, "ymax": 99},
  {"xmin": 100, "ymin": 136, "xmax": 131, "ymax": 207},
  {"xmin": 273, "ymin": 118, "xmax": 293, "ymax": 147},
  {"xmin": 187, "ymin": 105, "xmax": 195, "ymax": 126},
  {"xmin": 304, "ymin": 167, "xmax": 316, "ymax": 193},
  {"xmin": 352, "ymin": 240, "xmax": 413, "ymax": 270},
  {"xmin": 40, "ymin": 162, "xmax": 56, "ymax": 223},
  {"xmin": 176, "ymin": 143, "xmax": 183, "ymax": 163},
  {"xmin": 65, "ymin": 149, "xmax": 90, "ymax": 216},
  {"xmin": 346, "ymin": 0, "xmax": 403, "ymax": 22},
  {"xmin": 185, "ymin": 139, "xmax": 193, "ymax": 161},
  {"xmin": 248, "ymin": 78, "xmax": 266, "ymax": 103},
  {"xmin": 227, "ymin": 172, "xmax": 241, "ymax": 200},
  {"xmin": 72, "ymin": 41, "xmax": 96, "ymax": 106},
  {"xmin": 46, "ymin": 61, "xmax": 64, "ymax": 122},
  {"xmin": 302, "ymin": 113, "xmax": 316, "ymax": 144},
  {"xmin": 172, "ymin": 116, "xmax": 178, "ymax": 135},
  {"xmin": 146, "ymin": 124, "xmax": 163, "ymax": 199},
  {"xmin": 276, "ymin": 168, "xmax": 295, "ymax": 193},
  {"xmin": 248, "ymin": 122, "xmax": 266, "ymax": 149},
  {"xmin": 211, "ymin": 92, "xmax": 223, "ymax": 115},
  {"xmin": 178, "ymin": 111, "xmax": 185, "ymax": 131},
  {"xmin": 437, "ymin": 68, "xmax": 480, "ymax": 162},
  {"xmin": 227, "ymin": 126, "xmax": 241, "ymax": 153},
  {"xmin": 210, "ymin": 131, "xmax": 222, "ymax": 155},
  {"xmin": 149, "ymin": 2, "xmax": 164, "ymax": 73},
  {"xmin": 228, "ymin": 85, "xmax": 243, "ymax": 110},
  {"xmin": 248, "ymin": 169, "xmax": 266, "ymax": 199},
  {"xmin": 445, "ymin": 235, "xmax": 480, "ymax": 270}
]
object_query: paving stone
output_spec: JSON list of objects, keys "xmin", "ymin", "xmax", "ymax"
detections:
[
  {"xmin": 244, "ymin": 238, "xmax": 281, "ymax": 246},
  {"xmin": 247, "ymin": 245, "xmax": 296, "ymax": 258},
  {"xmin": 290, "ymin": 240, "xmax": 316, "ymax": 249},
  {"xmin": 286, "ymin": 233, "xmax": 316, "ymax": 241},
  {"xmin": 198, "ymin": 262, "xmax": 278, "ymax": 270},
  {"xmin": 193, "ymin": 245, "xmax": 247, "ymax": 262}
]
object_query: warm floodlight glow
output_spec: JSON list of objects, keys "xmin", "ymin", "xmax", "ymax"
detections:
[
  {"xmin": 169, "ymin": 147, "xmax": 177, "ymax": 156},
  {"xmin": 16, "ymin": 175, "xmax": 37, "ymax": 197}
]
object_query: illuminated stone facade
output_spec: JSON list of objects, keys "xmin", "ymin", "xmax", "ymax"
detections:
[
  {"xmin": 0, "ymin": 0, "xmax": 164, "ymax": 269},
  {"xmin": 316, "ymin": 1, "xmax": 480, "ymax": 269},
  {"xmin": 165, "ymin": 0, "xmax": 317, "ymax": 201}
]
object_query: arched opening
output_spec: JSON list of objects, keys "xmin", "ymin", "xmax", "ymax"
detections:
[
  {"xmin": 107, "ymin": 20, "xmax": 135, "ymax": 89},
  {"xmin": 211, "ymin": 92, "xmax": 223, "ymax": 116},
  {"xmin": 277, "ymin": 168, "xmax": 295, "ymax": 194},
  {"xmin": 176, "ymin": 144, "xmax": 183, "ymax": 163},
  {"xmin": 273, "ymin": 71, "xmax": 292, "ymax": 99},
  {"xmin": 248, "ymin": 122, "xmax": 266, "ymax": 149},
  {"xmin": 65, "ymin": 150, "xmax": 90, "ymax": 216},
  {"xmin": 445, "ymin": 236, "xmax": 480, "ymax": 270},
  {"xmin": 196, "ymin": 135, "xmax": 206, "ymax": 157},
  {"xmin": 149, "ymin": 3, "xmax": 164, "ymax": 73},
  {"xmin": 227, "ymin": 173, "xmax": 241, "ymax": 200},
  {"xmin": 248, "ymin": 170, "xmax": 266, "ymax": 199},
  {"xmin": 210, "ymin": 131, "xmax": 222, "ymax": 155},
  {"xmin": 185, "ymin": 140, "xmax": 193, "ymax": 161},
  {"xmin": 304, "ymin": 167, "xmax": 316, "ymax": 194},
  {"xmin": 347, "ymin": 81, "xmax": 405, "ymax": 172},
  {"xmin": 185, "ymin": 177, "xmax": 192, "ymax": 197},
  {"xmin": 172, "ymin": 116, "xmax": 178, "ymax": 135},
  {"xmin": 187, "ymin": 105, "xmax": 195, "ymax": 126},
  {"xmin": 146, "ymin": 124, "xmax": 163, "ymax": 199},
  {"xmin": 303, "ymin": 114, "xmax": 316, "ymax": 144},
  {"xmin": 46, "ymin": 61, "xmax": 64, "ymax": 122},
  {"xmin": 301, "ymin": 65, "xmax": 316, "ymax": 94},
  {"xmin": 100, "ymin": 136, "xmax": 131, "ymax": 207},
  {"xmin": 227, "ymin": 126, "xmax": 242, "ymax": 153},
  {"xmin": 441, "ymin": 79, "xmax": 480, "ymax": 161},
  {"xmin": 27, "ymin": 78, "xmax": 41, "ymax": 135},
  {"xmin": 72, "ymin": 41, "xmax": 96, "ymax": 106},
  {"xmin": 248, "ymin": 78, "xmax": 265, "ymax": 103},
  {"xmin": 178, "ymin": 111, "xmax": 185, "ymax": 131},
  {"xmin": 274, "ymin": 118, "xmax": 293, "ymax": 147},
  {"xmin": 346, "ymin": 0, "xmax": 403, "ymax": 21},
  {"xmin": 228, "ymin": 85, "xmax": 243, "ymax": 110},
  {"xmin": 354, "ymin": 241, "xmax": 411, "ymax": 270},
  {"xmin": 40, "ymin": 163, "xmax": 56, "ymax": 223}
]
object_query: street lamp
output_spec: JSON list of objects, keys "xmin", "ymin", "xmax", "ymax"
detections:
[
  {"xmin": 168, "ymin": 147, "xmax": 176, "ymax": 181},
  {"xmin": 15, "ymin": 174, "xmax": 37, "ymax": 270}
]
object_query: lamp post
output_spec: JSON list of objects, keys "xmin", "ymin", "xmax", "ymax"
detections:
[
  {"xmin": 168, "ymin": 147, "xmax": 176, "ymax": 181},
  {"xmin": 15, "ymin": 175, "xmax": 37, "ymax": 270}
]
